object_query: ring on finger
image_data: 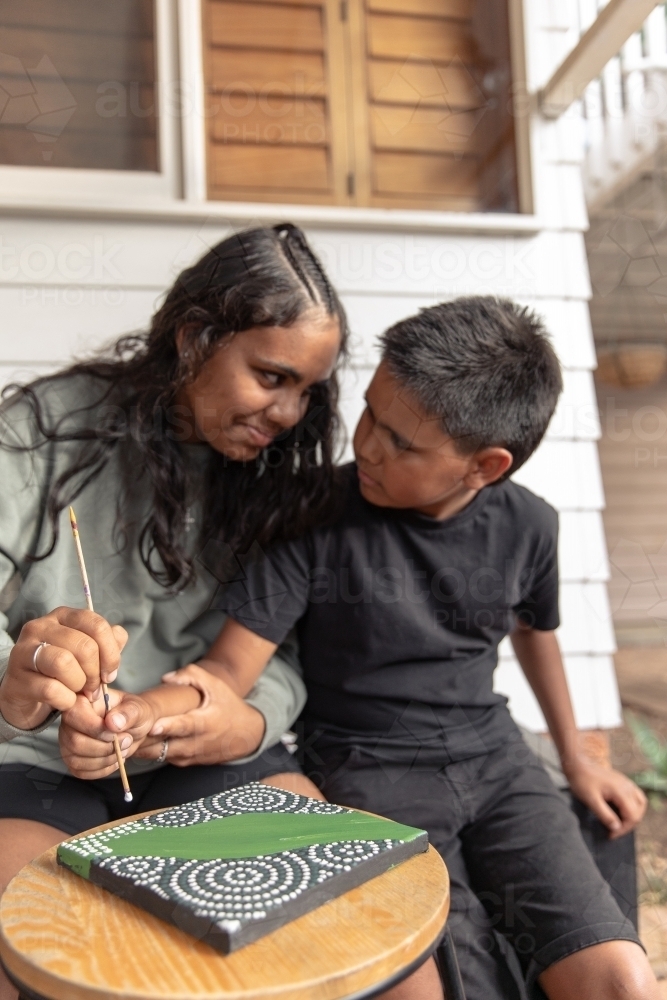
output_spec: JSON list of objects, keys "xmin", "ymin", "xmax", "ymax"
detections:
[
  {"xmin": 156, "ymin": 739, "xmax": 169, "ymax": 764},
  {"xmin": 33, "ymin": 641, "xmax": 50, "ymax": 673}
]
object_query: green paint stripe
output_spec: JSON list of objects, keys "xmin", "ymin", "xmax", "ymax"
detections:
[{"xmin": 59, "ymin": 812, "xmax": 425, "ymax": 865}]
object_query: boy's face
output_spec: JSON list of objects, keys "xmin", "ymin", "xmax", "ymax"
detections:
[{"xmin": 353, "ymin": 362, "xmax": 513, "ymax": 520}]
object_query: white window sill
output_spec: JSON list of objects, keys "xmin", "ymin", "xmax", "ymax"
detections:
[{"xmin": 0, "ymin": 193, "xmax": 546, "ymax": 236}]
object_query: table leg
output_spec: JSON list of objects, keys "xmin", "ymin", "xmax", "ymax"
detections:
[
  {"xmin": 14, "ymin": 987, "xmax": 45, "ymax": 1000},
  {"xmin": 435, "ymin": 929, "xmax": 466, "ymax": 1000}
]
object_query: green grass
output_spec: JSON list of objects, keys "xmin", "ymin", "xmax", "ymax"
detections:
[{"xmin": 627, "ymin": 713, "xmax": 667, "ymax": 796}]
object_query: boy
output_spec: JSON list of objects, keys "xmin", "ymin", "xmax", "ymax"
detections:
[{"xmin": 99, "ymin": 299, "xmax": 655, "ymax": 999}]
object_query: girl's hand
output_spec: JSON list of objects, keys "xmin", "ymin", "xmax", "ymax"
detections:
[
  {"xmin": 566, "ymin": 757, "xmax": 647, "ymax": 839},
  {"xmin": 59, "ymin": 690, "xmax": 155, "ymax": 780},
  {"xmin": 0, "ymin": 608, "xmax": 128, "ymax": 732}
]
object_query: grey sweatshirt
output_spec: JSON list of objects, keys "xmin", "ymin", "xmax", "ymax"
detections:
[{"xmin": 0, "ymin": 374, "xmax": 305, "ymax": 774}]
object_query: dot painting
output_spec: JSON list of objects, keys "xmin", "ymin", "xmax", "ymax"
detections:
[{"xmin": 57, "ymin": 782, "xmax": 427, "ymax": 953}]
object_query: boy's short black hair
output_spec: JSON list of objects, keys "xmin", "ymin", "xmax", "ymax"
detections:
[{"xmin": 380, "ymin": 296, "xmax": 563, "ymax": 477}]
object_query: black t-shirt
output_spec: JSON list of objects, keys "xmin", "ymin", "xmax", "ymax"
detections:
[{"xmin": 221, "ymin": 464, "xmax": 559, "ymax": 764}]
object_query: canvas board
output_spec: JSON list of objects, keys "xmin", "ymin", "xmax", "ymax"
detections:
[{"xmin": 57, "ymin": 782, "xmax": 428, "ymax": 953}]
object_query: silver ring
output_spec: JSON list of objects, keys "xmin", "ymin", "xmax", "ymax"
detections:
[
  {"xmin": 32, "ymin": 641, "xmax": 50, "ymax": 673},
  {"xmin": 156, "ymin": 739, "xmax": 169, "ymax": 764}
]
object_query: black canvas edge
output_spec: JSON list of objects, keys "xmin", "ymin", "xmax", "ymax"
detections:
[{"xmin": 79, "ymin": 832, "xmax": 428, "ymax": 954}]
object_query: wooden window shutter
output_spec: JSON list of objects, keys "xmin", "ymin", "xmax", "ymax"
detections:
[
  {"xmin": 347, "ymin": 0, "xmax": 519, "ymax": 211},
  {"xmin": 203, "ymin": 0, "xmax": 518, "ymax": 212},
  {"xmin": 203, "ymin": 0, "xmax": 352, "ymax": 205}
]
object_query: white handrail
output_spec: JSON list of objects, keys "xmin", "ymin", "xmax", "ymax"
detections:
[
  {"xmin": 581, "ymin": 2, "xmax": 667, "ymax": 210},
  {"xmin": 539, "ymin": 0, "xmax": 659, "ymax": 117}
]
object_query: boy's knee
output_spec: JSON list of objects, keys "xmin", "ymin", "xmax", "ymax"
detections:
[
  {"xmin": 260, "ymin": 772, "xmax": 325, "ymax": 800},
  {"xmin": 540, "ymin": 940, "xmax": 659, "ymax": 1000},
  {"xmin": 603, "ymin": 944, "xmax": 659, "ymax": 999}
]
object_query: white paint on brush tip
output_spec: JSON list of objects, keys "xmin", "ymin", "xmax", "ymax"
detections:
[{"xmin": 124, "ymin": 792, "xmax": 133, "ymax": 803}]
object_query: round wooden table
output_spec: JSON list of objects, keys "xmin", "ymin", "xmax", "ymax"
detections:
[{"xmin": 0, "ymin": 813, "xmax": 449, "ymax": 1000}]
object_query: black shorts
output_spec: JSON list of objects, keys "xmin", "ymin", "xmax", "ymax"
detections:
[
  {"xmin": 0, "ymin": 742, "xmax": 301, "ymax": 837},
  {"xmin": 309, "ymin": 737, "xmax": 642, "ymax": 1000}
]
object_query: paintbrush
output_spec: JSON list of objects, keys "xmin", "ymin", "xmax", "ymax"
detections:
[{"xmin": 69, "ymin": 506, "xmax": 133, "ymax": 803}]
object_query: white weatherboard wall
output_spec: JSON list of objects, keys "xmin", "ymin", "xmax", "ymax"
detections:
[{"xmin": 0, "ymin": 3, "xmax": 619, "ymax": 733}]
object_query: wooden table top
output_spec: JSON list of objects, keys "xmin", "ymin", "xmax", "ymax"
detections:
[{"xmin": 0, "ymin": 813, "xmax": 449, "ymax": 1000}]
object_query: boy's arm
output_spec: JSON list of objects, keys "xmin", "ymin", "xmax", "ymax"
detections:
[
  {"xmin": 134, "ymin": 534, "xmax": 310, "ymax": 763},
  {"xmin": 106, "ymin": 683, "xmax": 203, "ymax": 737},
  {"xmin": 510, "ymin": 622, "xmax": 646, "ymax": 839},
  {"xmin": 199, "ymin": 618, "xmax": 279, "ymax": 698},
  {"xmin": 99, "ymin": 619, "xmax": 278, "ymax": 743}
]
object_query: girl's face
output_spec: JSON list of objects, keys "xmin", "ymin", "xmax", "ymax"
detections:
[{"xmin": 177, "ymin": 309, "xmax": 341, "ymax": 461}]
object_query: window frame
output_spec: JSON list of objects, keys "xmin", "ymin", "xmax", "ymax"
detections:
[
  {"xmin": 0, "ymin": 0, "xmax": 536, "ymax": 222},
  {"xmin": 0, "ymin": 0, "xmax": 183, "ymax": 202},
  {"xmin": 508, "ymin": 0, "xmax": 534, "ymax": 215}
]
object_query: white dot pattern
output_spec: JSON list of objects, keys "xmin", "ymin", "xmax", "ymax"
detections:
[
  {"xmin": 97, "ymin": 839, "xmax": 398, "ymax": 926},
  {"xmin": 60, "ymin": 782, "xmax": 421, "ymax": 947}
]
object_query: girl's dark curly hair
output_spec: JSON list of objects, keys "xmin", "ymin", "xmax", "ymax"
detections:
[{"xmin": 2, "ymin": 224, "xmax": 348, "ymax": 590}]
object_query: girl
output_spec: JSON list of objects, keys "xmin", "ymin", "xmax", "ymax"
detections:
[{"xmin": 0, "ymin": 223, "xmax": 345, "ymax": 1000}]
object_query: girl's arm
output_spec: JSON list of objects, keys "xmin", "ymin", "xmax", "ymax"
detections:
[{"xmin": 510, "ymin": 622, "xmax": 646, "ymax": 839}]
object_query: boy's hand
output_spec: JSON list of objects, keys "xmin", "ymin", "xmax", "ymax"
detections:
[
  {"xmin": 566, "ymin": 757, "xmax": 647, "ymax": 839},
  {"xmin": 103, "ymin": 692, "xmax": 159, "ymax": 746},
  {"xmin": 59, "ymin": 690, "xmax": 156, "ymax": 779}
]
